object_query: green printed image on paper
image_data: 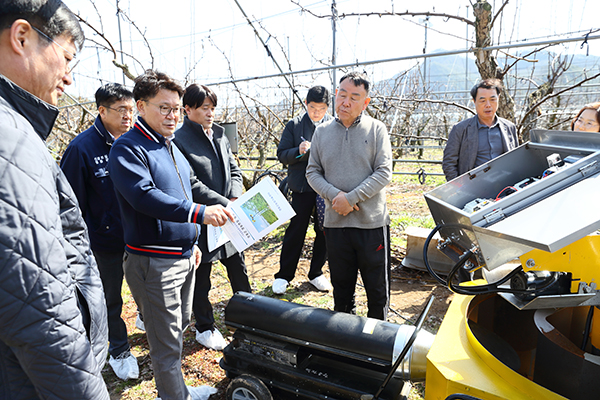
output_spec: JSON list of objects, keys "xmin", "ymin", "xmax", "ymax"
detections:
[{"xmin": 240, "ymin": 192, "xmax": 278, "ymax": 231}]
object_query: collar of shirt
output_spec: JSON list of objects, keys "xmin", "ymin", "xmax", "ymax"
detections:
[
  {"xmin": 477, "ymin": 115, "xmax": 499, "ymax": 129},
  {"xmin": 335, "ymin": 112, "xmax": 363, "ymax": 128},
  {"xmin": 203, "ymin": 127, "xmax": 214, "ymax": 142},
  {"xmin": 311, "ymin": 116, "xmax": 325, "ymax": 127},
  {"xmin": 164, "ymin": 133, "xmax": 175, "ymax": 148}
]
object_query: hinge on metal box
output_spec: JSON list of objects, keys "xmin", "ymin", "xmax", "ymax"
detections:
[
  {"xmin": 579, "ymin": 161, "xmax": 599, "ymax": 178},
  {"xmin": 484, "ymin": 208, "xmax": 505, "ymax": 224}
]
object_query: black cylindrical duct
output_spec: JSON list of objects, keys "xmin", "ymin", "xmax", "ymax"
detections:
[{"xmin": 224, "ymin": 292, "xmax": 433, "ymax": 380}]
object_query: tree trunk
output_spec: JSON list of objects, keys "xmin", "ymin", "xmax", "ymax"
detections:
[{"xmin": 472, "ymin": 0, "xmax": 515, "ymax": 122}]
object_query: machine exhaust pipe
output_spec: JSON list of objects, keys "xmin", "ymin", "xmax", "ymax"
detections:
[{"xmin": 223, "ymin": 292, "xmax": 434, "ymax": 381}]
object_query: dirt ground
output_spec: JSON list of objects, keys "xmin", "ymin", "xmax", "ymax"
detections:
[{"xmin": 106, "ymin": 179, "xmax": 454, "ymax": 399}]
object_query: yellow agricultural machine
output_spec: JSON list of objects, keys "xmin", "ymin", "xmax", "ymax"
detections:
[
  {"xmin": 218, "ymin": 129, "xmax": 600, "ymax": 400},
  {"xmin": 423, "ymin": 129, "xmax": 600, "ymax": 400}
]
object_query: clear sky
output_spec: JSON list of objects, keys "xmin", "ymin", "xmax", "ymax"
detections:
[{"xmin": 64, "ymin": 0, "xmax": 600, "ymax": 101}]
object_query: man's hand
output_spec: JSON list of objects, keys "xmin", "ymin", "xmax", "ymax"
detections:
[
  {"xmin": 193, "ymin": 245, "xmax": 202, "ymax": 269},
  {"xmin": 299, "ymin": 140, "xmax": 311, "ymax": 154},
  {"xmin": 332, "ymin": 191, "xmax": 359, "ymax": 216},
  {"xmin": 203, "ymin": 204, "xmax": 235, "ymax": 226}
]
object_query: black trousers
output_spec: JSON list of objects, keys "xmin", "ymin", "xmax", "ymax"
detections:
[
  {"xmin": 324, "ymin": 226, "xmax": 390, "ymax": 320},
  {"xmin": 193, "ymin": 251, "xmax": 251, "ymax": 332},
  {"xmin": 94, "ymin": 250, "xmax": 130, "ymax": 358},
  {"xmin": 276, "ymin": 191, "xmax": 327, "ymax": 282}
]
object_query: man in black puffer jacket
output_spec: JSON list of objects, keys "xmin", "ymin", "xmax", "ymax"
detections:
[{"xmin": 0, "ymin": 1, "xmax": 109, "ymax": 399}]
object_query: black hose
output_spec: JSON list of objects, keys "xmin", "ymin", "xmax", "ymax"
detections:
[{"xmin": 422, "ymin": 222, "xmax": 562, "ymax": 298}]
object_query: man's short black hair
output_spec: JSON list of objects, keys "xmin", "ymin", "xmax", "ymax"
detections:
[
  {"xmin": 470, "ymin": 78, "xmax": 502, "ymax": 100},
  {"xmin": 133, "ymin": 70, "xmax": 184, "ymax": 102},
  {"xmin": 339, "ymin": 72, "xmax": 370, "ymax": 95},
  {"xmin": 306, "ymin": 85, "xmax": 330, "ymax": 105},
  {"xmin": 0, "ymin": 0, "xmax": 84, "ymax": 51},
  {"xmin": 182, "ymin": 84, "xmax": 218, "ymax": 109},
  {"xmin": 95, "ymin": 83, "xmax": 133, "ymax": 108}
]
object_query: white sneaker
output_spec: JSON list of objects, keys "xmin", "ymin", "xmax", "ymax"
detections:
[
  {"xmin": 135, "ymin": 314, "xmax": 145, "ymax": 332},
  {"xmin": 157, "ymin": 386, "xmax": 217, "ymax": 400},
  {"xmin": 196, "ymin": 329, "xmax": 227, "ymax": 351},
  {"xmin": 272, "ymin": 278, "xmax": 289, "ymax": 294},
  {"xmin": 188, "ymin": 385, "xmax": 218, "ymax": 400},
  {"xmin": 109, "ymin": 351, "xmax": 139, "ymax": 380},
  {"xmin": 309, "ymin": 275, "xmax": 332, "ymax": 292}
]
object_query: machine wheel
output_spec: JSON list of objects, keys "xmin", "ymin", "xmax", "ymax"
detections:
[{"xmin": 226, "ymin": 375, "xmax": 273, "ymax": 400}]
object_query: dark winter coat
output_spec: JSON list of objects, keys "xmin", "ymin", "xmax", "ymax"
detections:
[
  {"xmin": 277, "ymin": 112, "xmax": 333, "ymax": 193},
  {"xmin": 61, "ymin": 116, "xmax": 125, "ymax": 253},
  {"xmin": 0, "ymin": 73, "xmax": 109, "ymax": 399}
]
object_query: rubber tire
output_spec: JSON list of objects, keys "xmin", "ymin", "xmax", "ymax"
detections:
[{"xmin": 226, "ymin": 375, "xmax": 273, "ymax": 400}]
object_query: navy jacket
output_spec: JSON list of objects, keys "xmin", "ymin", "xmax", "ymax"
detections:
[
  {"xmin": 277, "ymin": 112, "xmax": 332, "ymax": 193},
  {"xmin": 0, "ymin": 73, "xmax": 109, "ymax": 398},
  {"xmin": 174, "ymin": 118, "xmax": 244, "ymax": 263},
  {"xmin": 108, "ymin": 117, "xmax": 205, "ymax": 259},
  {"xmin": 61, "ymin": 116, "xmax": 124, "ymax": 253}
]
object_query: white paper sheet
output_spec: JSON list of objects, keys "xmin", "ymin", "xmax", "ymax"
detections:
[
  {"xmin": 207, "ymin": 225, "xmax": 231, "ymax": 252},
  {"xmin": 220, "ymin": 178, "xmax": 296, "ymax": 253}
]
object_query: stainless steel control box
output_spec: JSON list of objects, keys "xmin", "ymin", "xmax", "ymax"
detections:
[{"xmin": 425, "ymin": 129, "xmax": 600, "ymax": 270}]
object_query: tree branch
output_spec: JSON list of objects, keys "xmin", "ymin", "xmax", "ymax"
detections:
[
  {"xmin": 518, "ymin": 69, "xmax": 600, "ymax": 134},
  {"xmin": 75, "ymin": 15, "xmax": 137, "ymax": 81},
  {"xmin": 490, "ymin": 0, "xmax": 510, "ymax": 30},
  {"xmin": 289, "ymin": 1, "xmax": 474, "ymax": 26},
  {"xmin": 373, "ymin": 96, "xmax": 476, "ymax": 115}
]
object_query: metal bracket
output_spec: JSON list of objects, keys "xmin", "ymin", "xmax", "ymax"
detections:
[
  {"xmin": 579, "ymin": 160, "xmax": 599, "ymax": 178},
  {"xmin": 484, "ymin": 208, "xmax": 505, "ymax": 224}
]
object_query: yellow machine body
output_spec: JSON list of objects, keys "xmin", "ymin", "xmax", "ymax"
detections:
[
  {"xmin": 519, "ymin": 234, "xmax": 600, "ymax": 293},
  {"xmin": 426, "ymin": 235, "xmax": 600, "ymax": 399},
  {"xmin": 425, "ymin": 292, "xmax": 567, "ymax": 400}
]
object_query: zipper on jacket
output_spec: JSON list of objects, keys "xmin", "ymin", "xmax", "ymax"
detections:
[{"xmin": 168, "ymin": 145, "xmax": 199, "ymax": 242}]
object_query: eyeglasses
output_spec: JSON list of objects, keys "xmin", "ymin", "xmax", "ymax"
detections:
[
  {"xmin": 106, "ymin": 106, "xmax": 135, "ymax": 117},
  {"xmin": 146, "ymin": 101, "xmax": 182, "ymax": 116},
  {"xmin": 575, "ymin": 117, "xmax": 599, "ymax": 129},
  {"xmin": 31, "ymin": 26, "xmax": 79, "ymax": 74}
]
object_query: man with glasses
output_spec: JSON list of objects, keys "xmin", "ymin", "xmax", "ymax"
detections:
[
  {"xmin": 61, "ymin": 83, "xmax": 139, "ymax": 381},
  {"xmin": 442, "ymin": 78, "xmax": 518, "ymax": 181},
  {"xmin": 0, "ymin": 1, "xmax": 109, "ymax": 398},
  {"xmin": 108, "ymin": 70, "xmax": 231, "ymax": 400}
]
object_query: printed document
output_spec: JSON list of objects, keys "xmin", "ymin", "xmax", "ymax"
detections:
[{"xmin": 207, "ymin": 178, "xmax": 295, "ymax": 253}]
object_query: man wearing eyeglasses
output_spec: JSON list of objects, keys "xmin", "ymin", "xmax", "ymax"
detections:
[
  {"xmin": 108, "ymin": 70, "xmax": 232, "ymax": 400},
  {"xmin": 61, "ymin": 83, "xmax": 139, "ymax": 381},
  {"xmin": 0, "ymin": 1, "xmax": 109, "ymax": 399},
  {"xmin": 442, "ymin": 78, "xmax": 518, "ymax": 181}
]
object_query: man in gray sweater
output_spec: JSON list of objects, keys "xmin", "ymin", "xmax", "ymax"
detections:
[{"xmin": 306, "ymin": 72, "xmax": 393, "ymax": 320}]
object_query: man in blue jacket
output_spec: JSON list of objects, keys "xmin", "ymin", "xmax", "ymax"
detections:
[
  {"xmin": 272, "ymin": 86, "xmax": 333, "ymax": 294},
  {"xmin": 61, "ymin": 83, "xmax": 139, "ymax": 380},
  {"xmin": 0, "ymin": 1, "xmax": 109, "ymax": 398},
  {"xmin": 109, "ymin": 70, "xmax": 231, "ymax": 400}
]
